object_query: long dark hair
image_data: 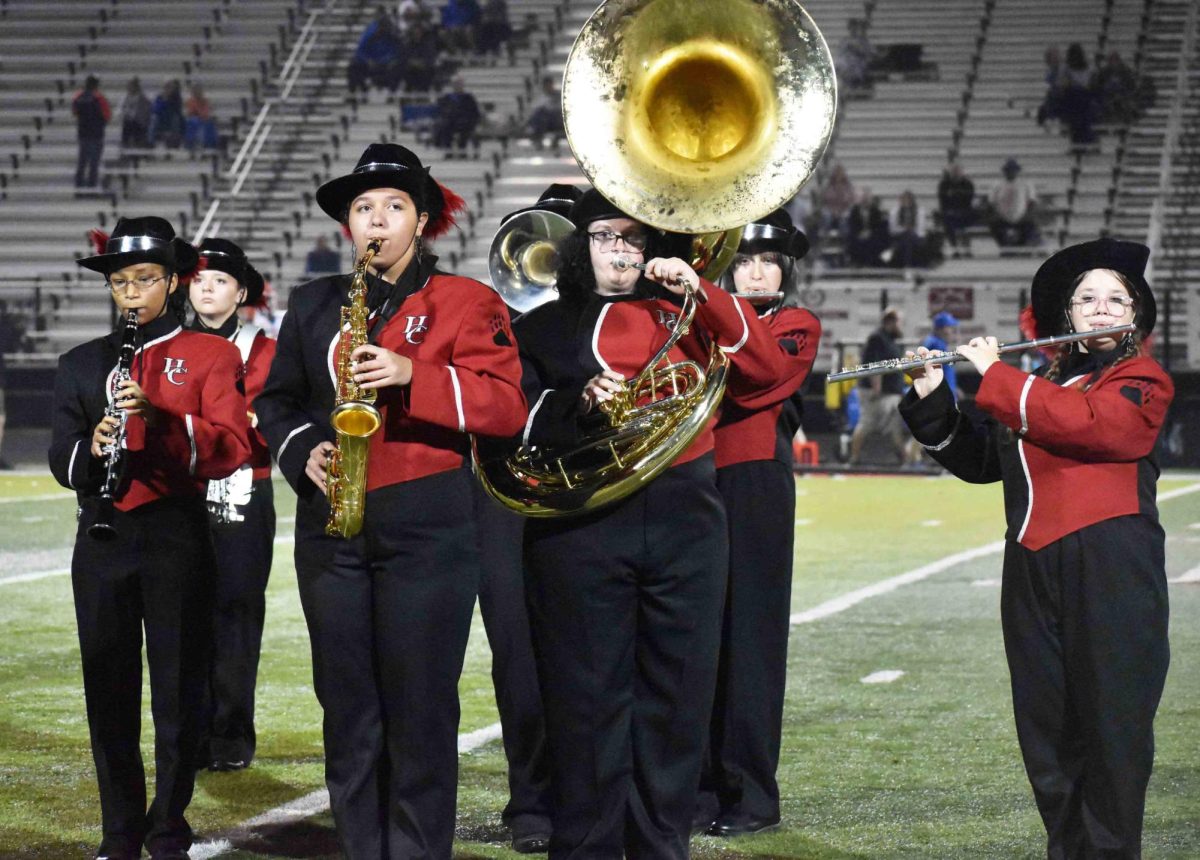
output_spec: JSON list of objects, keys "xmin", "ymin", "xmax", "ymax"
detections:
[
  {"xmin": 1043, "ymin": 269, "xmax": 1144, "ymax": 381},
  {"xmin": 553, "ymin": 226, "xmax": 669, "ymax": 304}
]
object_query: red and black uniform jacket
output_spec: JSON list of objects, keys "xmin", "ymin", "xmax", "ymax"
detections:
[
  {"xmin": 190, "ymin": 316, "xmax": 276, "ymax": 480},
  {"xmin": 714, "ymin": 305, "xmax": 821, "ymax": 470},
  {"xmin": 49, "ymin": 314, "xmax": 252, "ymax": 512},
  {"xmin": 899, "ymin": 349, "xmax": 1174, "ymax": 551},
  {"xmin": 255, "ymin": 256, "xmax": 527, "ymax": 500},
  {"xmin": 513, "ymin": 280, "xmax": 785, "ymax": 465}
]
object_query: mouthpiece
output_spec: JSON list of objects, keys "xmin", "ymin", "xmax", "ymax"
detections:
[{"xmin": 613, "ymin": 256, "xmax": 647, "ymax": 272}]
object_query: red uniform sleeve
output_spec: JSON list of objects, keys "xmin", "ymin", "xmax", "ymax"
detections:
[
  {"xmin": 691, "ymin": 284, "xmax": 786, "ymax": 402},
  {"xmin": 976, "ymin": 357, "xmax": 1173, "ymax": 461},
  {"xmin": 146, "ymin": 342, "xmax": 252, "ymax": 479},
  {"xmin": 732, "ymin": 307, "xmax": 822, "ymax": 411},
  {"xmin": 245, "ymin": 334, "xmax": 276, "ymax": 451},
  {"xmin": 406, "ymin": 289, "xmax": 528, "ymax": 437}
]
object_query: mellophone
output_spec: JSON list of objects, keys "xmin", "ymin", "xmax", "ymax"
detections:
[{"xmin": 826, "ymin": 324, "xmax": 1138, "ymax": 383}]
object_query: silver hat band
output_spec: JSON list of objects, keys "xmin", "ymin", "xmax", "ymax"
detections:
[
  {"xmin": 742, "ymin": 223, "xmax": 790, "ymax": 243},
  {"xmin": 106, "ymin": 235, "xmax": 170, "ymax": 254},
  {"xmin": 355, "ymin": 161, "xmax": 414, "ymax": 174}
]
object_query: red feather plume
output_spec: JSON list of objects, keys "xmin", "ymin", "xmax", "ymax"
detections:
[
  {"xmin": 177, "ymin": 253, "xmax": 206, "ymax": 288},
  {"xmin": 88, "ymin": 228, "xmax": 109, "ymax": 256},
  {"xmin": 424, "ymin": 182, "xmax": 467, "ymax": 241},
  {"xmin": 1018, "ymin": 304, "xmax": 1041, "ymax": 341},
  {"xmin": 341, "ymin": 222, "xmax": 353, "ymax": 242}
]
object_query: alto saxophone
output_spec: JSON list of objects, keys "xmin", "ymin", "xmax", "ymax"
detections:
[{"xmin": 325, "ymin": 239, "xmax": 383, "ymax": 538}]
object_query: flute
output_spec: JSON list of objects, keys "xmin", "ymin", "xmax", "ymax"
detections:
[{"xmin": 826, "ymin": 323, "xmax": 1137, "ymax": 383}]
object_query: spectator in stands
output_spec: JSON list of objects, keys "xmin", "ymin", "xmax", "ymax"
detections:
[
  {"xmin": 304, "ymin": 236, "xmax": 342, "ymax": 277},
  {"xmin": 988, "ymin": 158, "xmax": 1040, "ymax": 247},
  {"xmin": 836, "ymin": 18, "xmax": 875, "ymax": 92},
  {"xmin": 903, "ymin": 310, "xmax": 961, "ymax": 467},
  {"xmin": 885, "ymin": 189, "xmax": 927, "ymax": 268},
  {"xmin": 433, "ymin": 76, "xmax": 482, "ymax": 158},
  {"xmin": 525, "ymin": 76, "xmax": 563, "ymax": 150},
  {"xmin": 400, "ymin": 19, "xmax": 442, "ymax": 91},
  {"xmin": 184, "ymin": 85, "xmax": 219, "ymax": 152},
  {"xmin": 849, "ymin": 306, "xmax": 907, "ymax": 465},
  {"xmin": 1036, "ymin": 46, "xmax": 1066, "ymax": 128},
  {"xmin": 72, "ymin": 75, "xmax": 111, "ymax": 190},
  {"xmin": 1092, "ymin": 51, "xmax": 1146, "ymax": 126},
  {"xmin": 397, "ymin": 0, "xmax": 432, "ymax": 31},
  {"xmin": 349, "ymin": 7, "xmax": 405, "ymax": 96},
  {"xmin": 476, "ymin": 0, "xmax": 512, "ymax": 59},
  {"xmin": 441, "ymin": 0, "xmax": 481, "ymax": 52},
  {"xmin": 0, "ymin": 300, "xmax": 28, "ymax": 470},
  {"xmin": 845, "ymin": 188, "xmax": 890, "ymax": 267},
  {"xmin": 818, "ymin": 162, "xmax": 856, "ymax": 243},
  {"xmin": 149, "ymin": 79, "xmax": 185, "ymax": 148},
  {"xmin": 1059, "ymin": 42, "xmax": 1097, "ymax": 146},
  {"xmin": 937, "ymin": 161, "xmax": 977, "ymax": 258},
  {"xmin": 118, "ymin": 77, "xmax": 151, "ymax": 152}
]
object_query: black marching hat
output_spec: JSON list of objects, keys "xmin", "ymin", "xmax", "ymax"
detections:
[
  {"xmin": 501, "ymin": 183, "xmax": 583, "ymax": 226},
  {"xmin": 738, "ymin": 208, "xmax": 810, "ymax": 260},
  {"xmin": 1031, "ymin": 237, "xmax": 1156, "ymax": 336},
  {"xmin": 316, "ymin": 143, "xmax": 447, "ymax": 226},
  {"xmin": 78, "ymin": 216, "xmax": 199, "ymax": 276},
  {"xmin": 198, "ymin": 238, "xmax": 265, "ymax": 307},
  {"xmin": 567, "ymin": 188, "xmax": 640, "ymax": 230}
]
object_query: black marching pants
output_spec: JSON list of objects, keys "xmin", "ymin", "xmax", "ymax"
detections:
[
  {"xmin": 471, "ymin": 482, "xmax": 553, "ymax": 838},
  {"xmin": 293, "ymin": 469, "xmax": 479, "ymax": 860},
  {"xmin": 702, "ymin": 459, "xmax": 796, "ymax": 821},
  {"xmin": 524, "ymin": 456, "xmax": 728, "ymax": 860},
  {"xmin": 207, "ymin": 477, "xmax": 275, "ymax": 765},
  {"xmin": 71, "ymin": 496, "xmax": 216, "ymax": 857},
  {"xmin": 1001, "ymin": 516, "xmax": 1169, "ymax": 860}
]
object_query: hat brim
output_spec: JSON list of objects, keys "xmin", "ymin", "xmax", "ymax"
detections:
[
  {"xmin": 240, "ymin": 266, "xmax": 265, "ymax": 307},
  {"xmin": 1031, "ymin": 243, "xmax": 1156, "ymax": 336},
  {"xmin": 77, "ymin": 238, "xmax": 199, "ymax": 277},
  {"xmin": 316, "ymin": 168, "xmax": 436, "ymax": 222}
]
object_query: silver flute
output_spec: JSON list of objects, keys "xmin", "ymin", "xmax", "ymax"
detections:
[{"xmin": 826, "ymin": 323, "xmax": 1138, "ymax": 383}]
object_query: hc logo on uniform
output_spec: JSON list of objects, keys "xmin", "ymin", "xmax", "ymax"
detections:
[
  {"xmin": 655, "ymin": 310, "xmax": 679, "ymax": 330},
  {"xmin": 403, "ymin": 315, "xmax": 430, "ymax": 344},
  {"xmin": 163, "ymin": 357, "xmax": 188, "ymax": 385}
]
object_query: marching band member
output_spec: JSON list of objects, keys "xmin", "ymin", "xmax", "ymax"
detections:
[
  {"xmin": 48, "ymin": 216, "xmax": 250, "ymax": 860},
  {"xmin": 255, "ymin": 143, "xmax": 527, "ymax": 859},
  {"xmin": 188, "ymin": 238, "xmax": 276, "ymax": 772},
  {"xmin": 513, "ymin": 188, "xmax": 784, "ymax": 858},
  {"xmin": 700, "ymin": 209, "xmax": 821, "ymax": 836},
  {"xmin": 899, "ymin": 238, "xmax": 1173, "ymax": 858}
]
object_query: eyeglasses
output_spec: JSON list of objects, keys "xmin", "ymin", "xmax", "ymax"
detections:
[
  {"xmin": 732, "ymin": 252, "xmax": 784, "ymax": 269},
  {"xmin": 587, "ymin": 230, "xmax": 648, "ymax": 252},
  {"xmin": 108, "ymin": 274, "xmax": 166, "ymax": 292},
  {"xmin": 1069, "ymin": 294, "xmax": 1135, "ymax": 314}
]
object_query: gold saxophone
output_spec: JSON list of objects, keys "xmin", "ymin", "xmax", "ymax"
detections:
[{"xmin": 326, "ymin": 239, "xmax": 383, "ymax": 538}]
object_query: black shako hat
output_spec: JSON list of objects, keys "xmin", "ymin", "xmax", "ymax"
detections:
[
  {"xmin": 198, "ymin": 237, "xmax": 265, "ymax": 307},
  {"xmin": 316, "ymin": 143, "xmax": 446, "ymax": 225},
  {"xmin": 568, "ymin": 188, "xmax": 641, "ymax": 230},
  {"xmin": 737, "ymin": 208, "xmax": 810, "ymax": 260},
  {"xmin": 1031, "ymin": 237, "xmax": 1156, "ymax": 336},
  {"xmin": 77, "ymin": 216, "xmax": 199, "ymax": 276},
  {"xmin": 501, "ymin": 183, "xmax": 583, "ymax": 226}
]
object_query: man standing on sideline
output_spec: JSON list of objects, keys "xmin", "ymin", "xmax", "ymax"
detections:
[
  {"xmin": 73, "ymin": 75, "xmax": 111, "ymax": 191},
  {"xmin": 849, "ymin": 307, "xmax": 907, "ymax": 465}
]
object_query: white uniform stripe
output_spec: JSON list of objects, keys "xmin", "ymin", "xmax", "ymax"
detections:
[
  {"xmin": 185, "ymin": 414, "xmax": 197, "ymax": 475},
  {"xmin": 923, "ymin": 427, "xmax": 957, "ymax": 452},
  {"xmin": 448, "ymin": 366, "xmax": 466, "ymax": 432},
  {"xmin": 277, "ymin": 421, "xmax": 315, "ymax": 465},
  {"xmin": 718, "ymin": 296, "xmax": 751, "ymax": 354},
  {"xmin": 523, "ymin": 389, "xmax": 552, "ymax": 447},
  {"xmin": 1016, "ymin": 438, "xmax": 1034, "ymax": 544},
  {"xmin": 591, "ymin": 304, "xmax": 614, "ymax": 372},
  {"xmin": 1018, "ymin": 374, "xmax": 1035, "ymax": 436},
  {"xmin": 67, "ymin": 440, "xmax": 83, "ymax": 489}
]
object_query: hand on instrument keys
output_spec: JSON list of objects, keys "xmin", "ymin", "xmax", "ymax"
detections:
[
  {"xmin": 580, "ymin": 369, "xmax": 625, "ymax": 413},
  {"xmin": 905, "ymin": 347, "xmax": 946, "ymax": 399},
  {"xmin": 641, "ymin": 257, "xmax": 704, "ymax": 299},
  {"xmin": 90, "ymin": 415, "xmax": 122, "ymax": 458},
  {"xmin": 306, "ymin": 440, "xmax": 336, "ymax": 495},
  {"xmin": 956, "ymin": 336, "xmax": 1000, "ymax": 376},
  {"xmin": 113, "ymin": 378, "xmax": 160, "ymax": 426},
  {"xmin": 351, "ymin": 344, "xmax": 413, "ymax": 389}
]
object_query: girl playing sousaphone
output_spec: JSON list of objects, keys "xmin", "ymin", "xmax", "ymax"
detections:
[{"xmin": 898, "ymin": 238, "xmax": 1173, "ymax": 857}]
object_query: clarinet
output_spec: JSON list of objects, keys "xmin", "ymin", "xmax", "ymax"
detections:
[{"xmin": 88, "ymin": 309, "xmax": 139, "ymax": 541}]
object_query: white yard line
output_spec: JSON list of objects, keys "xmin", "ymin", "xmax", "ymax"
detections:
[
  {"xmin": 861, "ymin": 670, "xmax": 905, "ymax": 684},
  {"xmin": 0, "ymin": 492, "xmax": 74, "ymax": 504},
  {"xmin": 1170, "ymin": 566, "xmax": 1200, "ymax": 584}
]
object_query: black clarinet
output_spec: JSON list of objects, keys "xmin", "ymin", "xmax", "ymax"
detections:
[{"xmin": 88, "ymin": 309, "xmax": 139, "ymax": 541}]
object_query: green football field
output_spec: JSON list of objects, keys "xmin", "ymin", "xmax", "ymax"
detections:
[{"xmin": 1, "ymin": 471, "xmax": 1198, "ymax": 859}]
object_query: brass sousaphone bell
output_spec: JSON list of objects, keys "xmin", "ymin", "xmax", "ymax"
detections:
[
  {"xmin": 488, "ymin": 208, "xmax": 576, "ymax": 314},
  {"xmin": 476, "ymin": 0, "xmax": 837, "ymax": 517}
]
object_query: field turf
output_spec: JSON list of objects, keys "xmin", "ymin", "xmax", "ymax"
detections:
[{"xmin": 1, "ymin": 472, "xmax": 1197, "ymax": 858}]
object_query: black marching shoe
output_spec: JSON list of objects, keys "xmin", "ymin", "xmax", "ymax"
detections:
[
  {"xmin": 707, "ymin": 812, "xmax": 781, "ymax": 837},
  {"xmin": 511, "ymin": 831, "xmax": 552, "ymax": 854},
  {"xmin": 208, "ymin": 758, "xmax": 248, "ymax": 772}
]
